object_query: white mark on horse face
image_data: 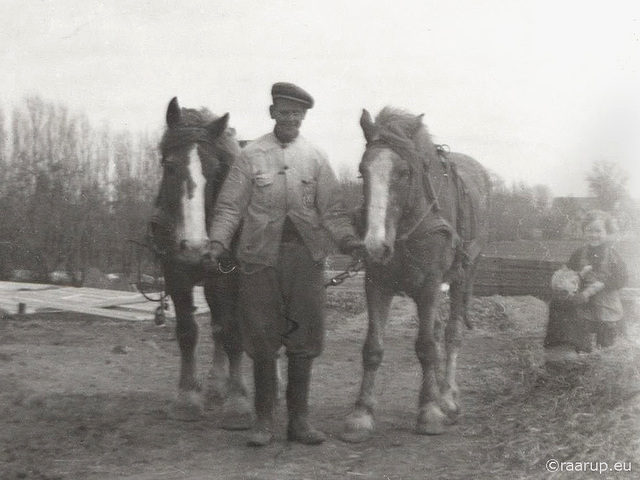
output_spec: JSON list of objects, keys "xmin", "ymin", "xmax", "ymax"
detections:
[
  {"xmin": 177, "ymin": 146, "xmax": 209, "ymax": 250},
  {"xmin": 363, "ymin": 150, "xmax": 394, "ymax": 260}
]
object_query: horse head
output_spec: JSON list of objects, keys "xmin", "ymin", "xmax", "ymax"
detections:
[
  {"xmin": 358, "ymin": 107, "xmax": 432, "ymax": 264},
  {"xmin": 153, "ymin": 97, "xmax": 241, "ymax": 265}
]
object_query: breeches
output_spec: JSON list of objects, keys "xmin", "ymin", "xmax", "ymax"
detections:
[{"xmin": 239, "ymin": 242, "xmax": 325, "ymax": 360}]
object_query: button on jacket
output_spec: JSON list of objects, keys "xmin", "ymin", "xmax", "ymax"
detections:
[{"xmin": 209, "ymin": 132, "xmax": 355, "ymax": 266}]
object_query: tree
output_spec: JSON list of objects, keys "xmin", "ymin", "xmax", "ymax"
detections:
[
  {"xmin": 0, "ymin": 96, "xmax": 162, "ymax": 280},
  {"xmin": 586, "ymin": 160, "xmax": 629, "ymax": 212}
]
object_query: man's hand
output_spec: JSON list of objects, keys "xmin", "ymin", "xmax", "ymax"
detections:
[
  {"xmin": 202, "ymin": 241, "xmax": 226, "ymax": 273},
  {"xmin": 339, "ymin": 235, "xmax": 366, "ymax": 262}
]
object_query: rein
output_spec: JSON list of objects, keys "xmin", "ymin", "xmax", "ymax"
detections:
[
  {"xmin": 324, "ymin": 259, "xmax": 365, "ymax": 287},
  {"xmin": 127, "ymin": 237, "xmax": 170, "ymax": 325}
]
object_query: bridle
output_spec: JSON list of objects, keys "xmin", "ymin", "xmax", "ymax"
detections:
[
  {"xmin": 155, "ymin": 124, "xmax": 231, "ymax": 240},
  {"xmin": 362, "ymin": 139, "xmax": 449, "ymax": 243}
]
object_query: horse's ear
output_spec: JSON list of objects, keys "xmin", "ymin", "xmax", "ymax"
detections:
[
  {"xmin": 166, "ymin": 97, "xmax": 181, "ymax": 127},
  {"xmin": 360, "ymin": 109, "xmax": 378, "ymax": 143},
  {"xmin": 411, "ymin": 114, "xmax": 425, "ymax": 136},
  {"xmin": 208, "ymin": 113, "xmax": 230, "ymax": 138}
]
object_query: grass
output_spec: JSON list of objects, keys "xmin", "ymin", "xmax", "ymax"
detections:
[
  {"xmin": 325, "ymin": 290, "xmax": 366, "ymax": 316},
  {"xmin": 326, "ymin": 287, "xmax": 640, "ymax": 479},
  {"xmin": 473, "ymin": 326, "xmax": 640, "ymax": 479}
]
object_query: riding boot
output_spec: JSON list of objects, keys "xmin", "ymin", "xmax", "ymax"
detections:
[
  {"xmin": 286, "ymin": 356, "xmax": 326, "ymax": 445},
  {"xmin": 247, "ymin": 358, "xmax": 277, "ymax": 447}
]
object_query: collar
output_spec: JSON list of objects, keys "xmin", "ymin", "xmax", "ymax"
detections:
[{"xmin": 272, "ymin": 131, "xmax": 300, "ymax": 148}]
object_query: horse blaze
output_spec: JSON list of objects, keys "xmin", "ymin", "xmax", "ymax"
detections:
[{"xmin": 178, "ymin": 146, "xmax": 209, "ymax": 252}]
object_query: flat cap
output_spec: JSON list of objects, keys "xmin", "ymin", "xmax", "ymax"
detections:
[{"xmin": 271, "ymin": 82, "xmax": 314, "ymax": 109}]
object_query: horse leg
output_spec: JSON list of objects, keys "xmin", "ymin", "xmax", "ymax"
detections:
[
  {"xmin": 441, "ymin": 280, "xmax": 463, "ymax": 422},
  {"xmin": 461, "ymin": 258, "xmax": 479, "ymax": 329},
  {"xmin": 204, "ymin": 280, "xmax": 229, "ymax": 402},
  {"xmin": 208, "ymin": 326, "xmax": 228, "ymax": 402},
  {"xmin": 204, "ymin": 278, "xmax": 253, "ymax": 430},
  {"xmin": 276, "ymin": 348, "xmax": 287, "ymax": 402},
  {"xmin": 222, "ymin": 347, "xmax": 253, "ymax": 430},
  {"xmin": 172, "ymin": 290, "xmax": 205, "ymax": 421},
  {"xmin": 415, "ymin": 282, "xmax": 448, "ymax": 435},
  {"xmin": 342, "ymin": 283, "xmax": 393, "ymax": 443}
]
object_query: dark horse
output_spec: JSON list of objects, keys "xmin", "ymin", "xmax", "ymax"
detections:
[
  {"xmin": 150, "ymin": 98, "xmax": 252, "ymax": 429},
  {"xmin": 342, "ymin": 107, "xmax": 491, "ymax": 442}
]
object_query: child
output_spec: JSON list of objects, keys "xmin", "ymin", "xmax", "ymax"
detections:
[{"xmin": 545, "ymin": 210, "xmax": 628, "ymax": 353}]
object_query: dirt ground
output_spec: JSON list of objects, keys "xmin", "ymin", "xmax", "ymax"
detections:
[{"xmin": 0, "ymin": 293, "xmax": 637, "ymax": 480}]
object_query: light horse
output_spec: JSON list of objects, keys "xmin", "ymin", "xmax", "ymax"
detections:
[
  {"xmin": 342, "ymin": 107, "xmax": 491, "ymax": 442},
  {"xmin": 150, "ymin": 97, "xmax": 252, "ymax": 429}
]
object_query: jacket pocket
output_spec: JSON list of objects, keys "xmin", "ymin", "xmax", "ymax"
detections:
[
  {"xmin": 252, "ymin": 172, "xmax": 277, "ymax": 205},
  {"xmin": 254, "ymin": 172, "xmax": 275, "ymax": 187},
  {"xmin": 301, "ymin": 178, "xmax": 316, "ymax": 208}
]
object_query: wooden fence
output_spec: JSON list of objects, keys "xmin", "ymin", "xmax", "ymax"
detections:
[
  {"xmin": 473, "ymin": 256, "xmax": 560, "ymax": 299},
  {"xmin": 326, "ymin": 256, "xmax": 561, "ymax": 299},
  {"xmin": 327, "ymin": 255, "xmax": 638, "ymax": 307}
]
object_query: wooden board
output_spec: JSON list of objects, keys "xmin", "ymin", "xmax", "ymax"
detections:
[{"xmin": 0, "ymin": 282, "xmax": 209, "ymax": 321}]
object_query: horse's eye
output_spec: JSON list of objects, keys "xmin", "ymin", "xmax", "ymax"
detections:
[{"xmin": 396, "ymin": 169, "xmax": 409, "ymax": 179}]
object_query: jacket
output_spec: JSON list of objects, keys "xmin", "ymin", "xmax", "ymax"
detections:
[
  {"xmin": 568, "ymin": 242, "xmax": 628, "ymax": 322},
  {"xmin": 209, "ymin": 132, "xmax": 355, "ymax": 266}
]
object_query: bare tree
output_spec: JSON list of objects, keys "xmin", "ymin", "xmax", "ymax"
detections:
[
  {"xmin": 586, "ymin": 160, "xmax": 629, "ymax": 212},
  {"xmin": 0, "ymin": 96, "xmax": 162, "ymax": 281}
]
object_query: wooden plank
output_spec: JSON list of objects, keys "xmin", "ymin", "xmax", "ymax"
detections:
[
  {"xmin": 0, "ymin": 281, "xmax": 213, "ymax": 320},
  {"xmin": 8, "ymin": 294, "xmax": 151, "ymax": 321},
  {"xmin": 9, "ymin": 291, "xmax": 146, "ymax": 308},
  {"xmin": 85, "ymin": 296, "xmax": 151, "ymax": 308},
  {"xmin": 0, "ymin": 282, "xmax": 60, "ymax": 292}
]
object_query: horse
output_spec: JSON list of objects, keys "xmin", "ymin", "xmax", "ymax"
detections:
[
  {"xmin": 342, "ymin": 107, "xmax": 491, "ymax": 442},
  {"xmin": 150, "ymin": 97, "xmax": 252, "ymax": 429}
]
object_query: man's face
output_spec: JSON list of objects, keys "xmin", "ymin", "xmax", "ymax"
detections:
[{"xmin": 270, "ymin": 98, "xmax": 307, "ymax": 143}]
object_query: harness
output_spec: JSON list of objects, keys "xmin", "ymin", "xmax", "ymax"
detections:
[
  {"xmin": 365, "ymin": 138, "xmax": 456, "ymax": 243},
  {"xmin": 398, "ymin": 147, "xmax": 453, "ymax": 242}
]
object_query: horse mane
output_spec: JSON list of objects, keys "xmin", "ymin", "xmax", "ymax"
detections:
[
  {"xmin": 159, "ymin": 107, "xmax": 240, "ymax": 167},
  {"xmin": 374, "ymin": 106, "xmax": 440, "ymax": 168}
]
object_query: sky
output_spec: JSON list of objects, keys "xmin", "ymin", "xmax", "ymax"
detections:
[{"xmin": 2, "ymin": 0, "xmax": 639, "ymax": 198}]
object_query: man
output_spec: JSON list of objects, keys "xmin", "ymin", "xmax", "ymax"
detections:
[{"xmin": 205, "ymin": 82, "xmax": 362, "ymax": 446}]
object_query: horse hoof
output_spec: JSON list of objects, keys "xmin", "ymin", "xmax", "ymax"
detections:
[
  {"xmin": 445, "ymin": 407, "xmax": 460, "ymax": 425},
  {"xmin": 441, "ymin": 391, "xmax": 460, "ymax": 423},
  {"xmin": 416, "ymin": 403, "xmax": 447, "ymax": 435},
  {"xmin": 206, "ymin": 379, "xmax": 229, "ymax": 406},
  {"xmin": 340, "ymin": 410, "xmax": 375, "ymax": 443},
  {"xmin": 221, "ymin": 394, "xmax": 254, "ymax": 431},
  {"xmin": 173, "ymin": 390, "xmax": 204, "ymax": 421}
]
